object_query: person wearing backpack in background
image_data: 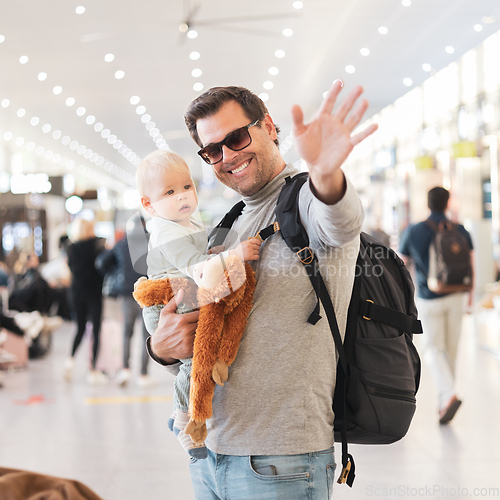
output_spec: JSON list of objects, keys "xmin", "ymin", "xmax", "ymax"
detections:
[
  {"xmin": 145, "ymin": 81, "xmax": 378, "ymax": 499},
  {"xmin": 399, "ymin": 187, "xmax": 473, "ymax": 425}
]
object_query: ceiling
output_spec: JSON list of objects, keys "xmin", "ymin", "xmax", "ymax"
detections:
[{"xmin": 1, "ymin": 0, "xmax": 500, "ymax": 194}]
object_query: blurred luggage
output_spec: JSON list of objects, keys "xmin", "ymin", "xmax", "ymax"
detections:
[
  {"xmin": 0, "ymin": 329, "xmax": 28, "ymax": 369},
  {"xmin": 87, "ymin": 319, "xmax": 123, "ymax": 375}
]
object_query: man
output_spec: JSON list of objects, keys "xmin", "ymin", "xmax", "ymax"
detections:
[
  {"xmin": 399, "ymin": 187, "xmax": 473, "ymax": 425},
  {"xmin": 147, "ymin": 81, "xmax": 377, "ymax": 499}
]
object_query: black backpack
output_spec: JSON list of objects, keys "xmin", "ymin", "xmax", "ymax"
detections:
[
  {"xmin": 210, "ymin": 172, "xmax": 422, "ymax": 487},
  {"xmin": 425, "ymin": 218, "xmax": 473, "ymax": 294}
]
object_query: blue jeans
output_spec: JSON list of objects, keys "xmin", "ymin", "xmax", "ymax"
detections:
[{"xmin": 189, "ymin": 447, "xmax": 336, "ymax": 500}]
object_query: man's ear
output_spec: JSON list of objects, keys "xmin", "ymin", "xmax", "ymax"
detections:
[
  {"xmin": 141, "ymin": 196, "xmax": 155, "ymax": 216},
  {"xmin": 263, "ymin": 113, "xmax": 278, "ymax": 141}
]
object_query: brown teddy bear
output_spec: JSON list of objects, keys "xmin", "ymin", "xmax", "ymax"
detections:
[{"xmin": 133, "ymin": 254, "xmax": 256, "ymax": 444}]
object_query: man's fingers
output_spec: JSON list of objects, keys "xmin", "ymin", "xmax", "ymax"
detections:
[
  {"xmin": 335, "ymin": 85, "xmax": 363, "ymax": 122},
  {"xmin": 351, "ymin": 123, "xmax": 379, "ymax": 146},
  {"xmin": 345, "ymin": 98, "xmax": 369, "ymax": 131},
  {"xmin": 181, "ymin": 309, "xmax": 200, "ymax": 324},
  {"xmin": 162, "ymin": 289, "xmax": 184, "ymax": 310},
  {"xmin": 318, "ymin": 80, "xmax": 343, "ymax": 116},
  {"xmin": 291, "ymin": 104, "xmax": 305, "ymax": 136}
]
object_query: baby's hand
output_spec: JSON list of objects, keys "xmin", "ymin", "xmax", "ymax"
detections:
[
  {"xmin": 232, "ymin": 238, "xmax": 261, "ymax": 262},
  {"xmin": 208, "ymin": 245, "xmax": 225, "ymax": 255}
]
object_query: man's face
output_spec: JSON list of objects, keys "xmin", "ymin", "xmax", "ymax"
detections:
[{"xmin": 196, "ymin": 100, "xmax": 284, "ymax": 197}]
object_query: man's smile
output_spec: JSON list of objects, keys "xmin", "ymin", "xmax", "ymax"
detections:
[{"xmin": 227, "ymin": 159, "xmax": 251, "ymax": 175}]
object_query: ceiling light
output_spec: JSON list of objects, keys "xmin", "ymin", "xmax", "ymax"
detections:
[
  {"xmin": 19, "ymin": 56, "xmax": 29, "ymax": 64},
  {"xmin": 53, "ymin": 86, "xmax": 62, "ymax": 95},
  {"xmin": 76, "ymin": 107, "xmax": 86, "ymax": 116},
  {"xmin": 70, "ymin": 141, "xmax": 79, "ymax": 150},
  {"xmin": 193, "ymin": 82, "xmax": 204, "ymax": 91},
  {"xmin": 150, "ymin": 128, "xmax": 160, "ymax": 137},
  {"xmin": 275, "ymin": 49, "xmax": 285, "ymax": 58},
  {"xmin": 293, "ymin": 1, "xmax": 303, "ymax": 9},
  {"xmin": 52, "ymin": 130, "xmax": 62, "ymax": 139},
  {"xmin": 283, "ymin": 28, "xmax": 293, "ymax": 37},
  {"xmin": 107, "ymin": 135, "xmax": 117, "ymax": 144},
  {"xmin": 77, "ymin": 145, "xmax": 86, "ymax": 155},
  {"xmin": 75, "ymin": 6, "xmax": 85, "ymax": 14},
  {"xmin": 94, "ymin": 123, "xmax": 103, "ymax": 132},
  {"xmin": 130, "ymin": 96, "xmax": 140, "ymax": 105},
  {"xmin": 45, "ymin": 150, "xmax": 53, "ymax": 160},
  {"xmin": 146, "ymin": 121, "xmax": 155, "ymax": 130},
  {"xmin": 65, "ymin": 97, "xmax": 75, "ymax": 106},
  {"xmin": 36, "ymin": 146, "xmax": 45, "ymax": 156},
  {"xmin": 65, "ymin": 196, "xmax": 83, "ymax": 214},
  {"xmin": 53, "ymin": 154, "xmax": 61, "ymax": 163},
  {"xmin": 445, "ymin": 46, "xmax": 454, "ymax": 54},
  {"xmin": 190, "ymin": 51, "xmax": 201, "ymax": 60},
  {"xmin": 3, "ymin": 132, "xmax": 12, "ymax": 140},
  {"xmin": 402, "ymin": 0, "xmax": 411, "ymax": 5},
  {"xmin": 113, "ymin": 140, "xmax": 123, "ymax": 149},
  {"xmin": 42, "ymin": 124, "xmax": 51, "ymax": 133},
  {"xmin": 0, "ymin": 35, "xmax": 5, "ymax": 43},
  {"xmin": 422, "ymin": 63, "xmax": 432, "ymax": 72},
  {"xmin": 115, "ymin": 70, "xmax": 125, "ymax": 79},
  {"xmin": 1, "ymin": 99, "xmax": 10, "ymax": 108},
  {"xmin": 86, "ymin": 115, "xmax": 95, "ymax": 125},
  {"xmin": 37, "ymin": 72, "xmax": 47, "ymax": 81},
  {"xmin": 67, "ymin": 160, "xmax": 75, "ymax": 169},
  {"xmin": 30, "ymin": 117, "xmax": 40, "ymax": 126},
  {"xmin": 345, "ymin": 65, "xmax": 355, "ymax": 74},
  {"xmin": 474, "ymin": 24, "xmax": 483, "ymax": 32},
  {"xmin": 136, "ymin": 105, "xmax": 146, "ymax": 115},
  {"xmin": 403, "ymin": 78, "xmax": 413, "ymax": 86},
  {"xmin": 378, "ymin": 26, "xmax": 388, "ymax": 35},
  {"xmin": 192, "ymin": 68, "xmax": 202, "ymax": 77},
  {"xmin": 268, "ymin": 67, "xmax": 279, "ymax": 75},
  {"xmin": 16, "ymin": 137, "xmax": 25, "ymax": 146},
  {"xmin": 84, "ymin": 149, "xmax": 92, "ymax": 159},
  {"xmin": 187, "ymin": 30, "xmax": 198, "ymax": 39},
  {"xmin": 263, "ymin": 81, "xmax": 274, "ymax": 90},
  {"xmin": 360, "ymin": 48, "xmax": 370, "ymax": 56},
  {"xmin": 259, "ymin": 93, "xmax": 269, "ymax": 102},
  {"xmin": 141, "ymin": 114, "xmax": 151, "ymax": 123},
  {"xmin": 17, "ymin": 109, "xmax": 26, "ymax": 117},
  {"xmin": 104, "ymin": 53, "xmax": 115, "ymax": 62},
  {"xmin": 62, "ymin": 136, "xmax": 71, "ymax": 145},
  {"xmin": 26, "ymin": 142, "xmax": 35, "ymax": 151},
  {"xmin": 101, "ymin": 129, "xmax": 110, "ymax": 138}
]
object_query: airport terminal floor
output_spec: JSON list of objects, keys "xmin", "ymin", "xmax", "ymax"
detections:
[{"xmin": 0, "ymin": 299, "xmax": 499, "ymax": 500}]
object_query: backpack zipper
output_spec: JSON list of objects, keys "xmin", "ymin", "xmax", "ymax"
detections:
[{"xmin": 365, "ymin": 383, "xmax": 416, "ymax": 403}]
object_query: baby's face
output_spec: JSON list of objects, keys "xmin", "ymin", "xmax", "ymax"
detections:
[{"xmin": 144, "ymin": 169, "xmax": 198, "ymax": 224}]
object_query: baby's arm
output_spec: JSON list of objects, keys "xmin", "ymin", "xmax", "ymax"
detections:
[{"xmin": 229, "ymin": 238, "xmax": 261, "ymax": 262}]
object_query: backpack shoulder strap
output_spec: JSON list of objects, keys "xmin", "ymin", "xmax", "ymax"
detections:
[{"xmin": 209, "ymin": 200, "xmax": 246, "ymax": 248}]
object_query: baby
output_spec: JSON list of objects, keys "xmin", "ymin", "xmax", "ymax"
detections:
[{"xmin": 135, "ymin": 149, "xmax": 261, "ymax": 459}]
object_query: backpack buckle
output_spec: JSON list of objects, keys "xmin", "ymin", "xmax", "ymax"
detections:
[
  {"xmin": 362, "ymin": 300, "xmax": 374, "ymax": 320},
  {"xmin": 297, "ymin": 247, "xmax": 313, "ymax": 264}
]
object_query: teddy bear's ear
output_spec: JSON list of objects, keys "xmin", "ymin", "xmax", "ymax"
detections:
[{"xmin": 134, "ymin": 276, "xmax": 148, "ymax": 290}]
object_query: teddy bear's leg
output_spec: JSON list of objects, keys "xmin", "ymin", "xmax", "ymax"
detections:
[
  {"xmin": 189, "ymin": 302, "xmax": 225, "ymax": 423},
  {"xmin": 185, "ymin": 418, "xmax": 208, "ymax": 444},
  {"xmin": 212, "ymin": 357, "xmax": 229, "ymax": 386},
  {"xmin": 216, "ymin": 265, "xmax": 257, "ymax": 367}
]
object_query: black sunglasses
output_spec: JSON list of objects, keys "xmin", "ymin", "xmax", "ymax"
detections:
[{"xmin": 198, "ymin": 120, "xmax": 259, "ymax": 165}]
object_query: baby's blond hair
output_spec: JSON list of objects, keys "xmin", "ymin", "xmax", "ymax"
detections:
[{"xmin": 136, "ymin": 149, "xmax": 191, "ymax": 198}]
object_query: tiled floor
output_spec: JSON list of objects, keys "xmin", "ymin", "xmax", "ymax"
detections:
[{"xmin": 1, "ymin": 306, "xmax": 500, "ymax": 500}]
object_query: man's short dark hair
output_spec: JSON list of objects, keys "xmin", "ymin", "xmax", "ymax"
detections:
[
  {"xmin": 428, "ymin": 187, "xmax": 450, "ymax": 212},
  {"xmin": 184, "ymin": 86, "xmax": 280, "ymax": 148}
]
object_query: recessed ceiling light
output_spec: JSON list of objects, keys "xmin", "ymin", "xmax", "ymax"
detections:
[
  {"xmin": 26, "ymin": 142, "xmax": 35, "ymax": 151},
  {"xmin": 136, "ymin": 105, "xmax": 146, "ymax": 115},
  {"xmin": 16, "ymin": 137, "xmax": 25, "ymax": 146},
  {"xmin": 65, "ymin": 97, "xmax": 75, "ymax": 106},
  {"xmin": 70, "ymin": 141, "xmax": 79, "ymax": 150},
  {"xmin": 86, "ymin": 115, "xmax": 96, "ymax": 125},
  {"xmin": 402, "ymin": 0, "xmax": 411, "ymax": 6},
  {"xmin": 45, "ymin": 150, "xmax": 53, "ymax": 160},
  {"xmin": 77, "ymin": 145, "xmax": 86, "ymax": 155},
  {"xmin": 360, "ymin": 48, "xmax": 370, "ymax": 56},
  {"xmin": 52, "ymin": 130, "xmax": 62, "ymax": 140},
  {"xmin": 192, "ymin": 68, "xmax": 202, "ymax": 77},
  {"xmin": 275, "ymin": 49, "xmax": 285, "ymax": 58},
  {"xmin": 107, "ymin": 135, "xmax": 117, "ymax": 145},
  {"xmin": 146, "ymin": 122, "xmax": 156, "ymax": 131},
  {"xmin": 115, "ymin": 70, "xmax": 125, "ymax": 79},
  {"xmin": 403, "ymin": 78, "xmax": 413, "ymax": 86},
  {"xmin": 1, "ymin": 99, "xmax": 10, "ymax": 108},
  {"xmin": 104, "ymin": 53, "xmax": 115, "ymax": 62},
  {"xmin": 345, "ymin": 65, "xmax": 355, "ymax": 74},
  {"xmin": 17, "ymin": 109, "xmax": 26, "ymax": 117},
  {"xmin": 62, "ymin": 136, "xmax": 71, "ymax": 145},
  {"xmin": 53, "ymin": 86, "xmax": 63, "ymax": 95},
  {"xmin": 76, "ymin": 107, "xmax": 86, "ymax": 116},
  {"xmin": 36, "ymin": 146, "xmax": 45, "ymax": 156},
  {"xmin": 101, "ymin": 129, "xmax": 110, "ymax": 138},
  {"xmin": 19, "ymin": 55, "xmax": 28, "ymax": 64},
  {"xmin": 30, "ymin": 117, "xmax": 40, "ymax": 126},
  {"xmin": 84, "ymin": 149, "xmax": 93, "ymax": 158},
  {"xmin": 422, "ymin": 63, "xmax": 432, "ymax": 72},
  {"xmin": 0, "ymin": 35, "xmax": 5, "ymax": 43},
  {"xmin": 187, "ymin": 30, "xmax": 198, "ymax": 39},
  {"xmin": 263, "ymin": 81, "xmax": 274, "ymax": 90},
  {"xmin": 37, "ymin": 72, "xmax": 47, "ymax": 81},
  {"xmin": 94, "ymin": 123, "xmax": 104, "ymax": 132},
  {"xmin": 268, "ymin": 67, "xmax": 279, "ymax": 75},
  {"xmin": 141, "ymin": 114, "xmax": 151, "ymax": 123},
  {"xmin": 474, "ymin": 24, "xmax": 483, "ymax": 32},
  {"xmin": 293, "ymin": 1, "xmax": 303, "ymax": 9},
  {"xmin": 190, "ymin": 51, "xmax": 201, "ymax": 60},
  {"xmin": 75, "ymin": 6, "xmax": 85, "ymax": 14},
  {"xmin": 193, "ymin": 82, "xmax": 204, "ymax": 91},
  {"xmin": 53, "ymin": 154, "xmax": 61, "ymax": 163},
  {"xmin": 130, "ymin": 96, "xmax": 140, "ymax": 105},
  {"xmin": 445, "ymin": 46, "xmax": 454, "ymax": 54},
  {"xmin": 378, "ymin": 26, "xmax": 388, "ymax": 35},
  {"xmin": 259, "ymin": 93, "xmax": 269, "ymax": 102},
  {"xmin": 42, "ymin": 124, "xmax": 51, "ymax": 133},
  {"xmin": 283, "ymin": 28, "xmax": 293, "ymax": 37},
  {"xmin": 3, "ymin": 132, "xmax": 12, "ymax": 140}
]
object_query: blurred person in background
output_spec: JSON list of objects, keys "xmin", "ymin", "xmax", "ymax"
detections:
[
  {"xmin": 64, "ymin": 218, "xmax": 107, "ymax": 385},
  {"xmin": 95, "ymin": 216, "xmax": 157, "ymax": 388}
]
